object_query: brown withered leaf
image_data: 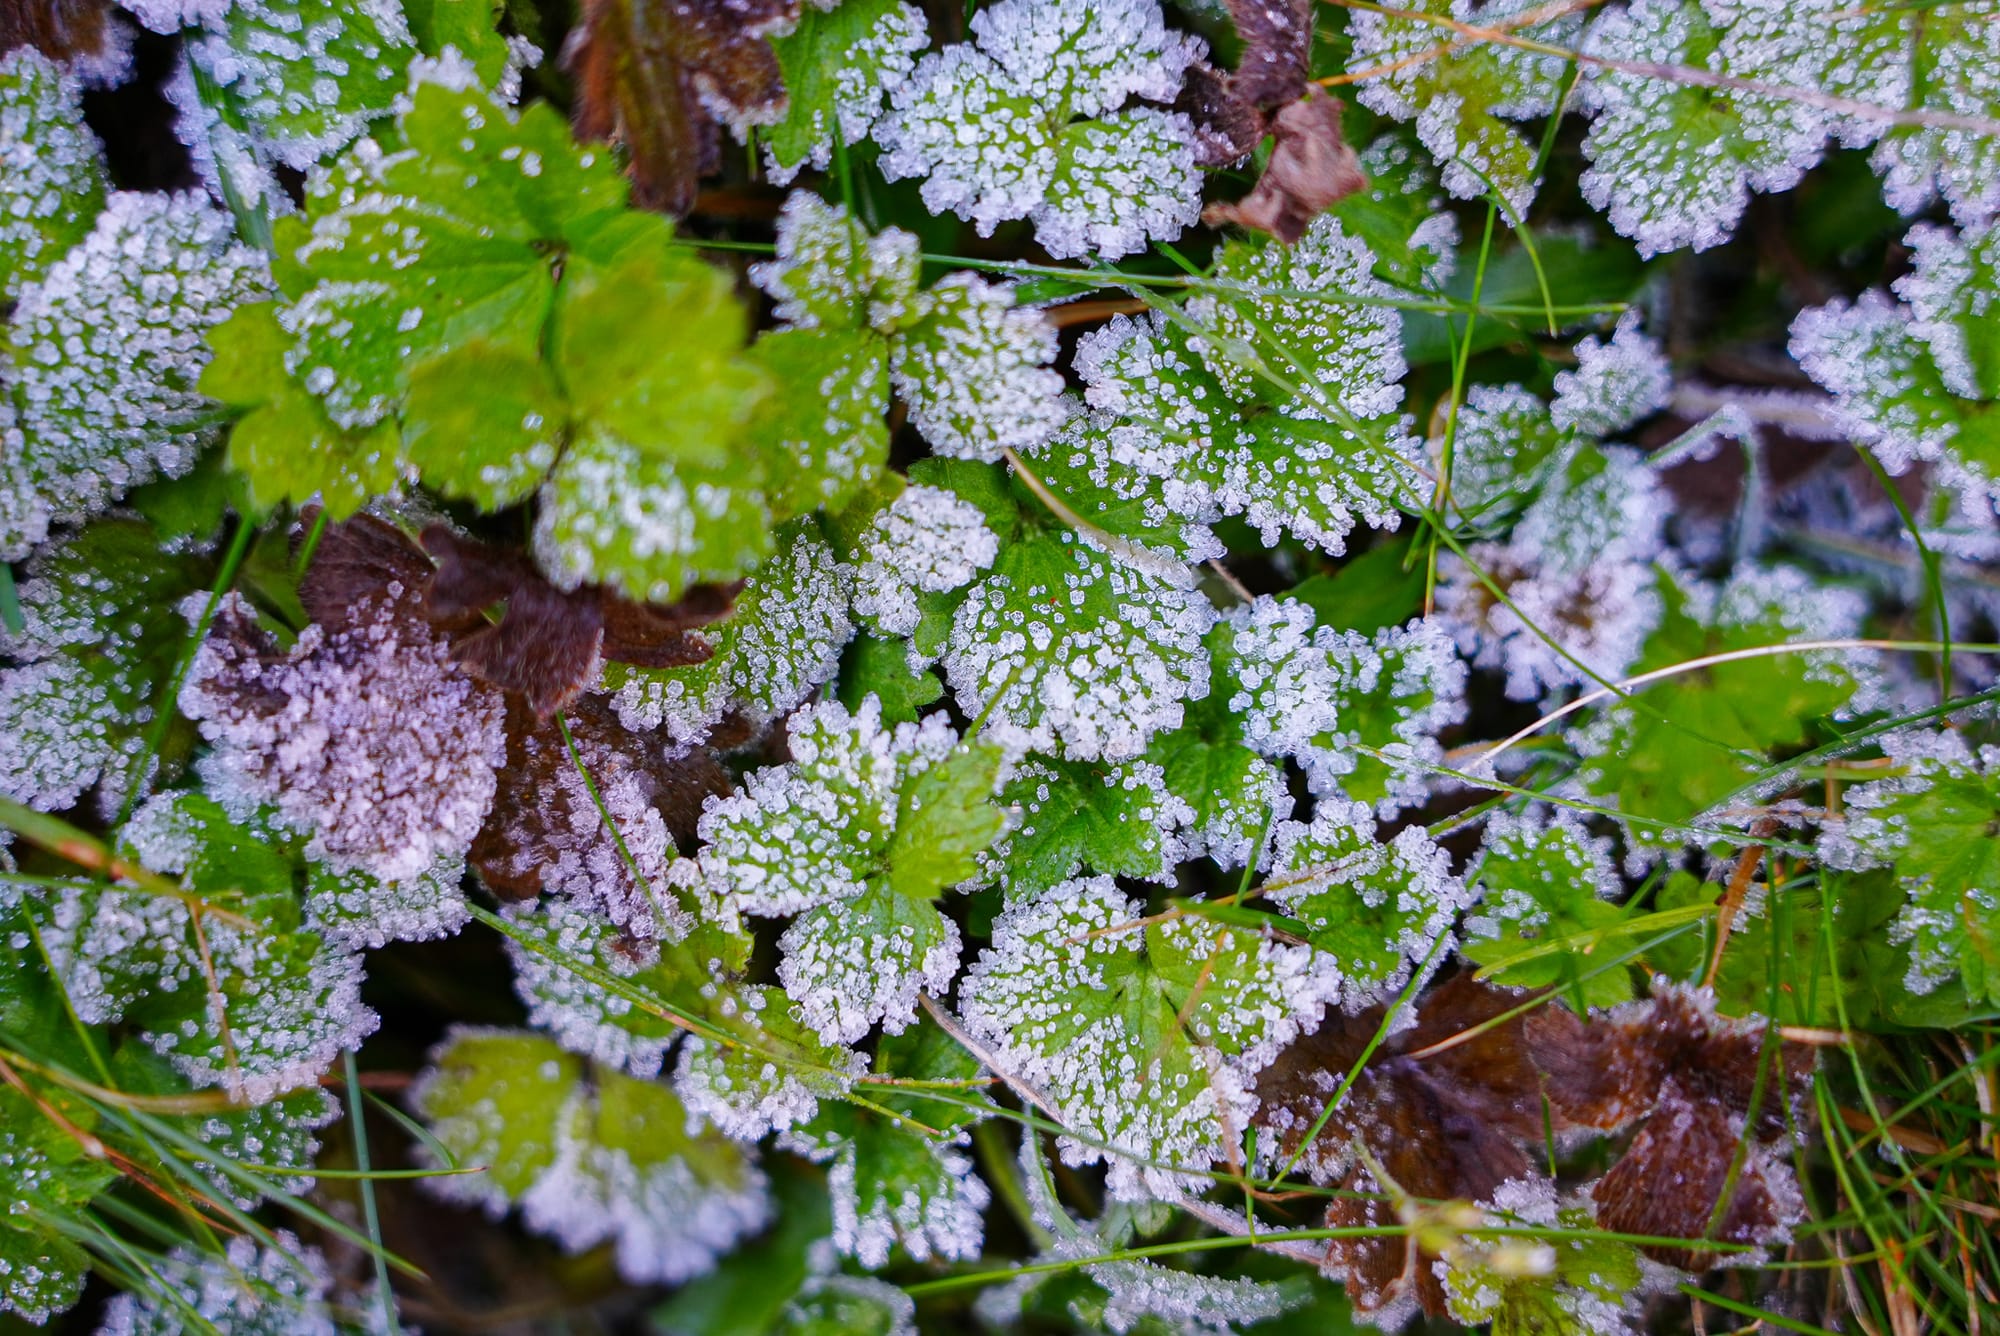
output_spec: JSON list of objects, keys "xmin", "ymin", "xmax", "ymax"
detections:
[
  {"xmin": 469, "ymin": 692, "xmax": 729, "ymax": 937},
  {"xmin": 1175, "ymin": 0, "xmax": 1311, "ymax": 166},
  {"xmin": 1202, "ymin": 88, "xmax": 1365, "ymax": 244},
  {"xmin": 1256, "ymin": 974, "xmax": 1549, "ymax": 1317},
  {"xmin": 564, "ymin": 0, "xmax": 798, "ymax": 217},
  {"xmin": 297, "ymin": 511, "xmax": 454, "ymax": 633},
  {"xmin": 421, "ymin": 524, "xmax": 733, "ymax": 720},
  {"xmin": 1, "ymin": 0, "xmax": 116, "ymax": 69},
  {"xmin": 1253, "ymin": 977, "xmax": 1817, "ymax": 1309}
]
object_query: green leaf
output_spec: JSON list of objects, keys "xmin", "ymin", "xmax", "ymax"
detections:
[
  {"xmin": 414, "ymin": 1027, "xmax": 773, "ymax": 1283},
  {"xmin": 764, "ymin": 0, "xmax": 929, "ymax": 183},
  {"xmin": 836, "ymin": 634, "xmax": 943, "ymax": 725},
  {"xmin": 982, "ymin": 755, "xmax": 1192, "ymax": 897},
  {"xmin": 1580, "ymin": 567, "xmax": 1861, "ymax": 849},
  {"xmin": 1264, "ymin": 799, "xmax": 1472, "ymax": 1005},
  {"xmin": 652, "ymin": 1164, "xmax": 832, "ymax": 1336},
  {"xmin": 400, "ymin": 341, "xmax": 565, "ymax": 510},
  {"xmin": 1462, "ymin": 809, "xmax": 1637, "ymax": 1009},
  {"xmin": 886, "ymin": 742, "xmax": 1007, "ymax": 899},
  {"xmin": 1288, "ymin": 537, "xmax": 1427, "ymax": 636},
  {"xmin": 959, "ymin": 875, "xmax": 1324, "ymax": 1199},
  {"xmin": 1440, "ymin": 1190, "xmax": 1644, "ymax": 1335},
  {"xmin": 0, "ymin": 49, "xmax": 106, "ymax": 305},
  {"xmin": 1145, "ymin": 696, "xmax": 1289, "ymax": 871},
  {"xmin": 744, "ymin": 329, "xmax": 890, "ymax": 519}
]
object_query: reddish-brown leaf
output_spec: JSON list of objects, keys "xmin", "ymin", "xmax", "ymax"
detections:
[
  {"xmin": 1, "ymin": 0, "xmax": 116, "ymax": 69},
  {"xmin": 564, "ymin": 0, "xmax": 798, "ymax": 216},
  {"xmin": 1202, "ymin": 88, "xmax": 1366, "ymax": 244}
]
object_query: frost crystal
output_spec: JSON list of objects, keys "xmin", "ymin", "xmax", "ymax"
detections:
[
  {"xmin": 96, "ymin": 1231, "xmax": 342, "ymax": 1336},
  {"xmin": 608, "ymin": 520, "xmax": 854, "ymax": 746},
  {"xmin": 874, "ymin": 0, "xmax": 1202, "ymax": 259},
  {"xmin": 700, "ymin": 698, "xmax": 996, "ymax": 1042},
  {"xmin": 849, "ymin": 483, "xmax": 999, "ymax": 636},
  {"xmin": 305, "ymin": 854, "xmax": 469, "ymax": 950},
  {"xmin": 1578, "ymin": 0, "xmax": 1831, "ymax": 255},
  {"xmin": 1265, "ymin": 799, "xmax": 1473, "ymax": 1009},
  {"xmin": 0, "ymin": 50, "xmax": 106, "ymax": 304},
  {"xmin": 1551, "ymin": 313, "xmax": 1673, "ymax": 437},
  {"xmin": 890, "ymin": 273, "xmax": 1068, "ymax": 461},
  {"xmin": 765, "ymin": 0, "xmax": 931, "ymax": 184},
  {"xmin": 505, "ymin": 893, "xmax": 691, "ymax": 1078},
  {"xmin": 181, "ymin": 594, "xmax": 507, "ymax": 885},
  {"xmin": 1, "ymin": 191, "xmax": 266, "ymax": 559},
  {"xmin": 980, "ymin": 755, "xmax": 1192, "ymax": 896},
  {"xmin": 959, "ymin": 875, "xmax": 1322, "ymax": 1199},
  {"xmin": 942, "ymin": 530, "xmax": 1214, "ymax": 762}
]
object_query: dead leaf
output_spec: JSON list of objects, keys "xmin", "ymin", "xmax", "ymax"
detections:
[
  {"xmin": 1, "ymin": 0, "xmax": 117, "ymax": 70},
  {"xmin": 1202, "ymin": 87, "xmax": 1365, "ymax": 244},
  {"xmin": 564, "ymin": 0, "xmax": 799, "ymax": 217}
]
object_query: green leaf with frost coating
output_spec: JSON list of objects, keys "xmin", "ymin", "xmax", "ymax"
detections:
[
  {"xmin": 0, "ymin": 49, "xmax": 105, "ymax": 304},
  {"xmin": 1462, "ymin": 811, "xmax": 1637, "ymax": 1008},
  {"xmin": 744, "ymin": 328, "xmax": 890, "ymax": 518},
  {"xmin": 1440, "ymin": 1197, "xmax": 1642, "ymax": 1335},
  {"xmin": 837, "ymin": 634, "xmax": 942, "ymax": 725},
  {"xmin": 886, "ymin": 742, "xmax": 1007, "ymax": 898},
  {"xmin": 765, "ymin": 0, "xmax": 929, "ymax": 182},
  {"xmin": 400, "ymin": 341, "xmax": 565, "ymax": 511},
  {"xmin": 982, "ymin": 756, "xmax": 1189, "ymax": 896}
]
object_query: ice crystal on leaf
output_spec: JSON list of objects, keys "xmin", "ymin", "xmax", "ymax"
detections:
[
  {"xmin": 1, "ymin": 188, "xmax": 265, "ymax": 559},
  {"xmin": 699, "ymin": 697, "xmax": 1004, "ymax": 1042},
  {"xmin": 1462, "ymin": 808, "xmax": 1636, "ymax": 1008},
  {"xmin": 776, "ymin": 1274, "xmax": 918, "ymax": 1336},
  {"xmin": 1578, "ymin": 0, "xmax": 1832, "ymax": 255},
  {"xmin": 0, "ymin": 1061, "xmax": 116, "ymax": 1322},
  {"xmin": 1858, "ymin": 3, "xmax": 2000, "ymax": 226},
  {"xmin": 181, "ymin": 592, "xmax": 507, "ymax": 886},
  {"xmin": 1435, "ymin": 1179, "xmax": 1645, "ymax": 1336},
  {"xmin": 1819, "ymin": 730, "xmax": 2000, "ymax": 1003},
  {"xmin": 606, "ymin": 518, "xmax": 854, "ymax": 746},
  {"xmin": 0, "ymin": 49, "xmax": 106, "ymax": 304},
  {"xmin": 34, "ymin": 791, "xmax": 376, "ymax": 1102},
  {"xmin": 779, "ymin": 1020, "xmax": 993, "ymax": 1267},
  {"xmin": 178, "ymin": 0, "xmax": 416, "ymax": 173},
  {"xmin": 750, "ymin": 193, "xmax": 1065, "ymax": 463},
  {"xmin": 959, "ymin": 874, "xmax": 1321, "ymax": 1199},
  {"xmin": 95, "ymin": 1230, "xmax": 345, "ymax": 1336},
  {"xmin": 979, "ymin": 755, "xmax": 1192, "ymax": 897},
  {"xmin": 411, "ymin": 1028, "xmax": 772, "ymax": 1285},
  {"xmin": 1344, "ymin": 0, "xmax": 1581, "ymax": 217},
  {"xmin": 1264, "ymin": 798, "xmax": 1472, "ymax": 1008},
  {"xmin": 873, "ymin": 0, "xmax": 1202, "ymax": 259},
  {"xmin": 1577, "ymin": 565, "xmax": 1865, "ymax": 854},
  {"xmin": 1068, "ymin": 215, "xmax": 1427, "ymax": 559},
  {"xmin": 765, "ymin": 0, "xmax": 929, "ymax": 184},
  {"xmin": 1792, "ymin": 219, "xmax": 2000, "ymax": 509},
  {"xmin": 673, "ymin": 985, "xmax": 866, "ymax": 1139},
  {"xmin": 1218, "ymin": 596, "xmax": 1466, "ymax": 814},
  {"xmin": 1550, "ymin": 312, "xmax": 1673, "ymax": 437},
  {"xmin": 847, "ymin": 482, "xmax": 999, "ymax": 637},
  {"xmin": 0, "ymin": 519, "xmax": 209, "ymax": 819}
]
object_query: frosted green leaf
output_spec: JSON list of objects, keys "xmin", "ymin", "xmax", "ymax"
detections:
[
  {"xmin": 411, "ymin": 1028, "xmax": 772, "ymax": 1285},
  {"xmin": 846, "ymin": 481, "xmax": 999, "ymax": 638},
  {"xmin": 1344, "ymin": 0, "xmax": 1582, "ymax": 216},
  {"xmin": 399, "ymin": 341, "xmax": 564, "ymax": 511},
  {"xmin": 942, "ymin": 530, "xmax": 1213, "ymax": 762},
  {"xmin": 1792, "ymin": 220, "xmax": 2000, "ymax": 506},
  {"xmin": 1462, "ymin": 809, "xmax": 1636, "ymax": 1008},
  {"xmin": 0, "ymin": 1080, "xmax": 117, "ymax": 1323},
  {"xmin": 606, "ymin": 519, "xmax": 854, "ymax": 745},
  {"xmin": 749, "ymin": 191, "xmax": 922, "ymax": 335},
  {"xmin": 674, "ymin": 986, "xmax": 866, "ymax": 1139},
  {"xmin": 889, "ymin": 273, "xmax": 1067, "ymax": 461},
  {"xmin": 837, "ymin": 632, "xmax": 944, "ymax": 724},
  {"xmin": 980, "ymin": 755, "xmax": 1192, "ymax": 896},
  {"xmin": 744, "ymin": 329, "xmax": 890, "ymax": 518},
  {"xmin": 1550, "ymin": 313, "xmax": 1672, "ymax": 438},
  {"xmin": 1863, "ymin": 3, "xmax": 2000, "ymax": 226},
  {"xmin": 1576, "ymin": 565, "xmax": 1865, "ymax": 852},
  {"xmin": 1264, "ymin": 798, "xmax": 1473, "ymax": 1008},
  {"xmin": 779, "ymin": 1021, "xmax": 992, "ymax": 1267},
  {"xmin": 774, "ymin": 1275, "xmax": 918, "ymax": 1336},
  {"xmin": 959, "ymin": 874, "xmax": 1323, "ymax": 1199},
  {"xmin": 1438, "ymin": 1179, "xmax": 1644, "ymax": 1336},
  {"xmin": 699, "ymin": 698, "xmax": 1001, "ymax": 1041},
  {"xmin": 1011, "ymin": 414, "xmax": 1226, "ymax": 566},
  {"xmin": 305, "ymin": 854, "xmax": 470, "ymax": 950},
  {"xmin": 183, "ymin": 0, "xmax": 416, "ymax": 172},
  {"xmin": 1579, "ymin": 0, "xmax": 1831, "ymax": 255},
  {"xmin": 1820, "ymin": 730, "xmax": 2000, "ymax": 1005},
  {"xmin": 33, "ymin": 791, "xmax": 377, "ymax": 1102},
  {"xmin": 764, "ymin": 0, "xmax": 931, "ymax": 184},
  {"xmin": 0, "ymin": 519, "xmax": 209, "ymax": 819},
  {"xmin": 1146, "ymin": 710, "xmax": 1289, "ymax": 870},
  {"xmin": 1075, "ymin": 217, "xmax": 1427, "ymax": 557},
  {"xmin": 95, "ymin": 1230, "xmax": 346, "ymax": 1336},
  {"xmin": 2, "ymin": 190, "xmax": 267, "ymax": 559},
  {"xmin": 874, "ymin": 0, "xmax": 1201, "ymax": 259},
  {"xmin": 0, "ymin": 49, "xmax": 106, "ymax": 304},
  {"xmin": 1447, "ymin": 384, "xmax": 1572, "ymax": 527},
  {"xmin": 534, "ymin": 424, "xmax": 776, "ymax": 604}
]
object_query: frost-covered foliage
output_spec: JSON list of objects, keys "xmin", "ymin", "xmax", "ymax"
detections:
[
  {"xmin": 1, "ymin": 52, "xmax": 265, "ymax": 557},
  {"xmin": 873, "ymin": 0, "xmax": 1203, "ymax": 259},
  {"xmin": 960, "ymin": 874, "xmax": 1322, "ymax": 1198},
  {"xmin": 11, "ymin": 0, "xmax": 2000, "ymax": 1326}
]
